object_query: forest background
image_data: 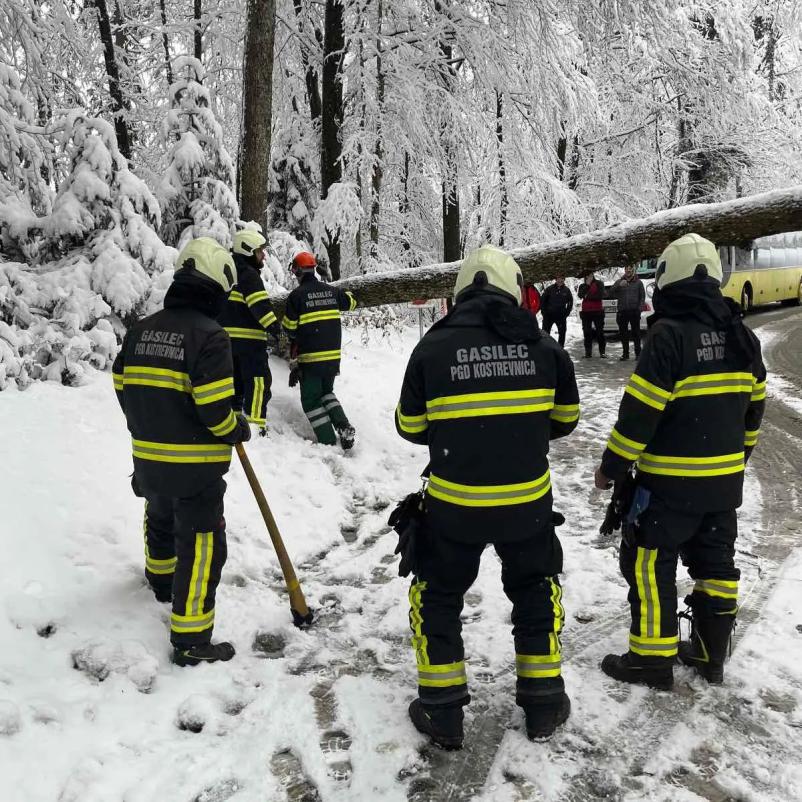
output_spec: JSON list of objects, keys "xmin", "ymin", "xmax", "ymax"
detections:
[{"xmin": 1, "ymin": 0, "xmax": 801, "ymax": 387}]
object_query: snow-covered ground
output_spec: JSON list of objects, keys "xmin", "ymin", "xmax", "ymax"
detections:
[{"xmin": 0, "ymin": 321, "xmax": 800, "ymax": 802}]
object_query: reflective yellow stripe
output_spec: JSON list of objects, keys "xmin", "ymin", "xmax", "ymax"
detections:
[
  {"xmin": 625, "ymin": 373, "xmax": 671, "ymax": 411},
  {"xmin": 637, "ymin": 451, "xmax": 744, "ymax": 477},
  {"xmin": 751, "ymin": 379, "xmax": 766, "ymax": 401},
  {"xmin": 409, "ymin": 580, "xmax": 429, "ymax": 666},
  {"xmin": 299, "ymin": 309, "xmax": 341, "ymax": 325},
  {"xmin": 259, "ymin": 311, "xmax": 277, "ymax": 328},
  {"xmin": 550, "ymin": 403, "xmax": 580, "ymax": 423},
  {"xmin": 113, "ymin": 372, "xmax": 123, "ymax": 391},
  {"xmin": 515, "ymin": 653, "xmax": 561, "ymax": 679},
  {"xmin": 671, "ymin": 372, "xmax": 754, "ymax": 399},
  {"xmin": 298, "ymin": 349, "xmax": 341, "ymax": 363},
  {"xmin": 396, "ymin": 404, "xmax": 428, "ymax": 433},
  {"xmin": 171, "ymin": 609, "xmax": 215, "ymax": 633},
  {"xmin": 635, "ymin": 547, "xmax": 660, "ymax": 639},
  {"xmin": 606, "ymin": 427, "xmax": 647, "ymax": 461},
  {"xmin": 208, "ymin": 409, "xmax": 237, "ymax": 437},
  {"xmin": 744, "ymin": 429, "xmax": 760, "ymax": 447},
  {"xmin": 146, "ymin": 555, "xmax": 177, "ymax": 575},
  {"xmin": 629, "ymin": 633, "xmax": 678, "ymax": 657},
  {"xmin": 224, "ymin": 326, "xmax": 268, "ymax": 341},
  {"xmin": 228, "ymin": 291, "xmax": 246, "ymax": 303},
  {"xmin": 248, "ymin": 376, "xmax": 265, "ymax": 425},
  {"xmin": 132, "ymin": 439, "xmax": 231, "ymax": 464},
  {"xmin": 426, "ymin": 389, "xmax": 555, "ymax": 420},
  {"xmin": 192, "ymin": 377, "xmax": 235, "ymax": 405},
  {"xmin": 694, "ymin": 578, "xmax": 739, "ymax": 599},
  {"xmin": 122, "ymin": 365, "xmax": 191, "ymax": 393},
  {"xmin": 282, "ymin": 317, "xmax": 299, "ymax": 331},
  {"xmin": 184, "ymin": 531, "xmax": 213, "ymax": 617},
  {"xmin": 417, "ymin": 661, "xmax": 468, "ymax": 688},
  {"xmin": 427, "ymin": 470, "xmax": 551, "ymax": 507},
  {"xmin": 245, "ymin": 291, "xmax": 270, "ymax": 307}
]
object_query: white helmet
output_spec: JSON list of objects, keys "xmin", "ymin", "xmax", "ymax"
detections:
[
  {"xmin": 233, "ymin": 229, "xmax": 267, "ymax": 257},
  {"xmin": 175, "ymin": 237, "xmax": 237, "ymax": 293},
  {"xmin": 655, "ymin": 233, "xmax": 723, "ymax": 290},
  {"xmin": 454, "ymin": 245, "xmax": 523, "ymax": 305}
]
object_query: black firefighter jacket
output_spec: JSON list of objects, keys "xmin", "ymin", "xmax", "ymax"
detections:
[
  {"xmin": 217, "ymin": 253, "xmax": 279, "ymax": 352},
  {"xmin": 112, "ymin": 277, "xmax": 244, "ymax": 498},
  {"xmin": 600, "ymin": 281, "xmax": 766, "ymax": 513},
  {"xmin": 282, "ymin": 273, "xmax": 357, "ymax": 375},
  {"xmin": 395, "ymin": 294, "xmax": 580, "ymax": 544}
]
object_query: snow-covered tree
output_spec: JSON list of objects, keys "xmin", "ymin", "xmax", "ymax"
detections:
[
  {"xmin": 266, "ymin": 120, "xmax": 317, "ymax": 247},
  {"xmin": 158, "ymin": 56, "xmax": 239, "ymax": 248}
]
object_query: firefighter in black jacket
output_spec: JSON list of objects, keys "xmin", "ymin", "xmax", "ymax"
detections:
[
  {"xmin": 595, "ymin": 234, "xmax": 766, "ymax": 689},
  {"xmin": 395, "ymin": 245, "xmax": 580, "ymax": 748},
  {"xmin": 112, "ymin": 238, "xmax": 251, "ymax": 667},
  {"xmin": 218, "ymin": 229, "xmax": 279, "ymax": 433},
  {"xmin": 282, "ymin": 251, "xmax": 358, "ymax": 449}
]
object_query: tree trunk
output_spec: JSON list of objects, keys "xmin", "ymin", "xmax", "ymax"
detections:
[
  {"xmin": 293, "ymin": 187, "xmax": 802, "ymax": 310},
  {"xmin": 159, "ymin": 0, "xmax": 173, "ymax": 86},
  {"xmin": 436, "ymin": 0, "xmax": 460, "ymax": 262},
  {"xmin": 293, "ymin": 0, "xmax": 322, "ymax": 121},
  {"xmin": 194, "ymin": 0, "xmax": 203, "ymax": 63},
  {"xmin": 496, "ymin": 90, "xmax": 507, "ymax": 247},
  {"xmin": 94, "ymin": 0, "xmax": 132, "ymax": 160},
  {"xmin": 321, "ymin": 0, "xmax": 345, "ymax": 279},
  {"xmin": 368, "ymin": 0, "xmax": 384, "ymax": 259},
  {"xmin": 240, "ymin": 0, "xmax": 276, "ymax": 228}
]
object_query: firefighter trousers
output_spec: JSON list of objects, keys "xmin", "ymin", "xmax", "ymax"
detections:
[
  {"xmin": 142, "ymin": 478, "xmax": 228, "ymax": 647},
  {"xmin": 232, "ymin": 346, "xmax": 272, "ymax": 426},
  {"xmin": 409, "ymin": 525, "xmax": 565, "ymax": 708},
  {"xmin": 620, "ymin": 492, "xmax": 739, "ymax": 660},
  {"xmin": 300, "ymin": 372, "xmax": 350, "ymax": 446}
]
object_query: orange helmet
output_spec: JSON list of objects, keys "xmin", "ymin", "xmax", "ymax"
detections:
[{"xmin": 292, "ymin": 251, "xmax": 317, "ymax": 271}]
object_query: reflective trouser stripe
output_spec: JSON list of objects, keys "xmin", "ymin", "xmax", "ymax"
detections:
[
  {"xmin": 637, "ymin": 452, "xmax": 744, "ymax": 477},
  {"xmin": 629, "ymin": 633, "xmax": 678, "ymax": 657},
  {"xmin": 409, "ymin": 580, "xmax": 429, "ymax": 666},
  {"xmin": 427, "ymin": 470, "xmax": 551, "ymax": 507},
  {"xmin": 418, "ymin": 661, "xmax": 467, "ymax": 688},
  {"xmin": 515, "ymin": 654, "xmax": 561, "ymax": 678},
  {"xmin": 606, "ymin": 427, "xmax": 646, "ymax": 461},
  {"xmin": 248, "ymin": 376, "xmax": 265, "ymax": 425},
  {"xmin": 305, "ymin": 405, "xmax": 331, "ymax": 430},
  {"xmin": 694, "ymin": 578, "xmax": 739, "ymax": 599},
  {"xmin": 635, "ymin": 547, "xmax": 660, "ymax": 639},
  {"xmin": 185, "ymin": 532, "xmax": 213, "ymax": 617},
  {"xmin": 298, "ymin": 350, "xmax": 341, "ymax": 363},
  {"xmin": 171, "ymin": 609, "xmax": 215, "ymax": 634}
]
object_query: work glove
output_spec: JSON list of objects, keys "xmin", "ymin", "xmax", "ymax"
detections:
[{"xmin": 288, "ymin": 359, "xmax": 301, "ymax": 387}]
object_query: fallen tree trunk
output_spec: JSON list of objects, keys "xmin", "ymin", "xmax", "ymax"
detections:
[{"xmin": 271, "ymin": 186, "xmax": 802, "ymax": 313}]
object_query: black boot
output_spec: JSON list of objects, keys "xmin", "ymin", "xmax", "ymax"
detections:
[
  {"xmin": 408, "ymin": 699, "xmax": 464, "ymax": 750},
  {"xmin": 337, "ymin": 425, "xmax": 356, "ymax": 451},
  {"xmin": 173, "ymin": 641, "xmax": 236, "ymax": 667},
  {"xmin": 522, "ymin": 693, "xmax": 571, "ymax": 741},
  {"xmin": 601, "ymin": 651, "xmax": 673, "ymax": 690},
  {"xmin": 678, "ymin": 605, "xmax": 735, "ymax": 685},
  {"xmin": 149, "ymin": 582, "xmax": 172, "ymax": 604}
]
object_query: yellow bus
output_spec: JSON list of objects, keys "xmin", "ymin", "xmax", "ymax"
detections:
[{"xmin": 719, "ymin": 232, "xmax": 802, "ymax": 311}]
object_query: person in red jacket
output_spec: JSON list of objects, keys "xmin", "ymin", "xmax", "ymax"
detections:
[{"xmin": 577, "ymin": 274, "xmax": 606, "ymax": 358}]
